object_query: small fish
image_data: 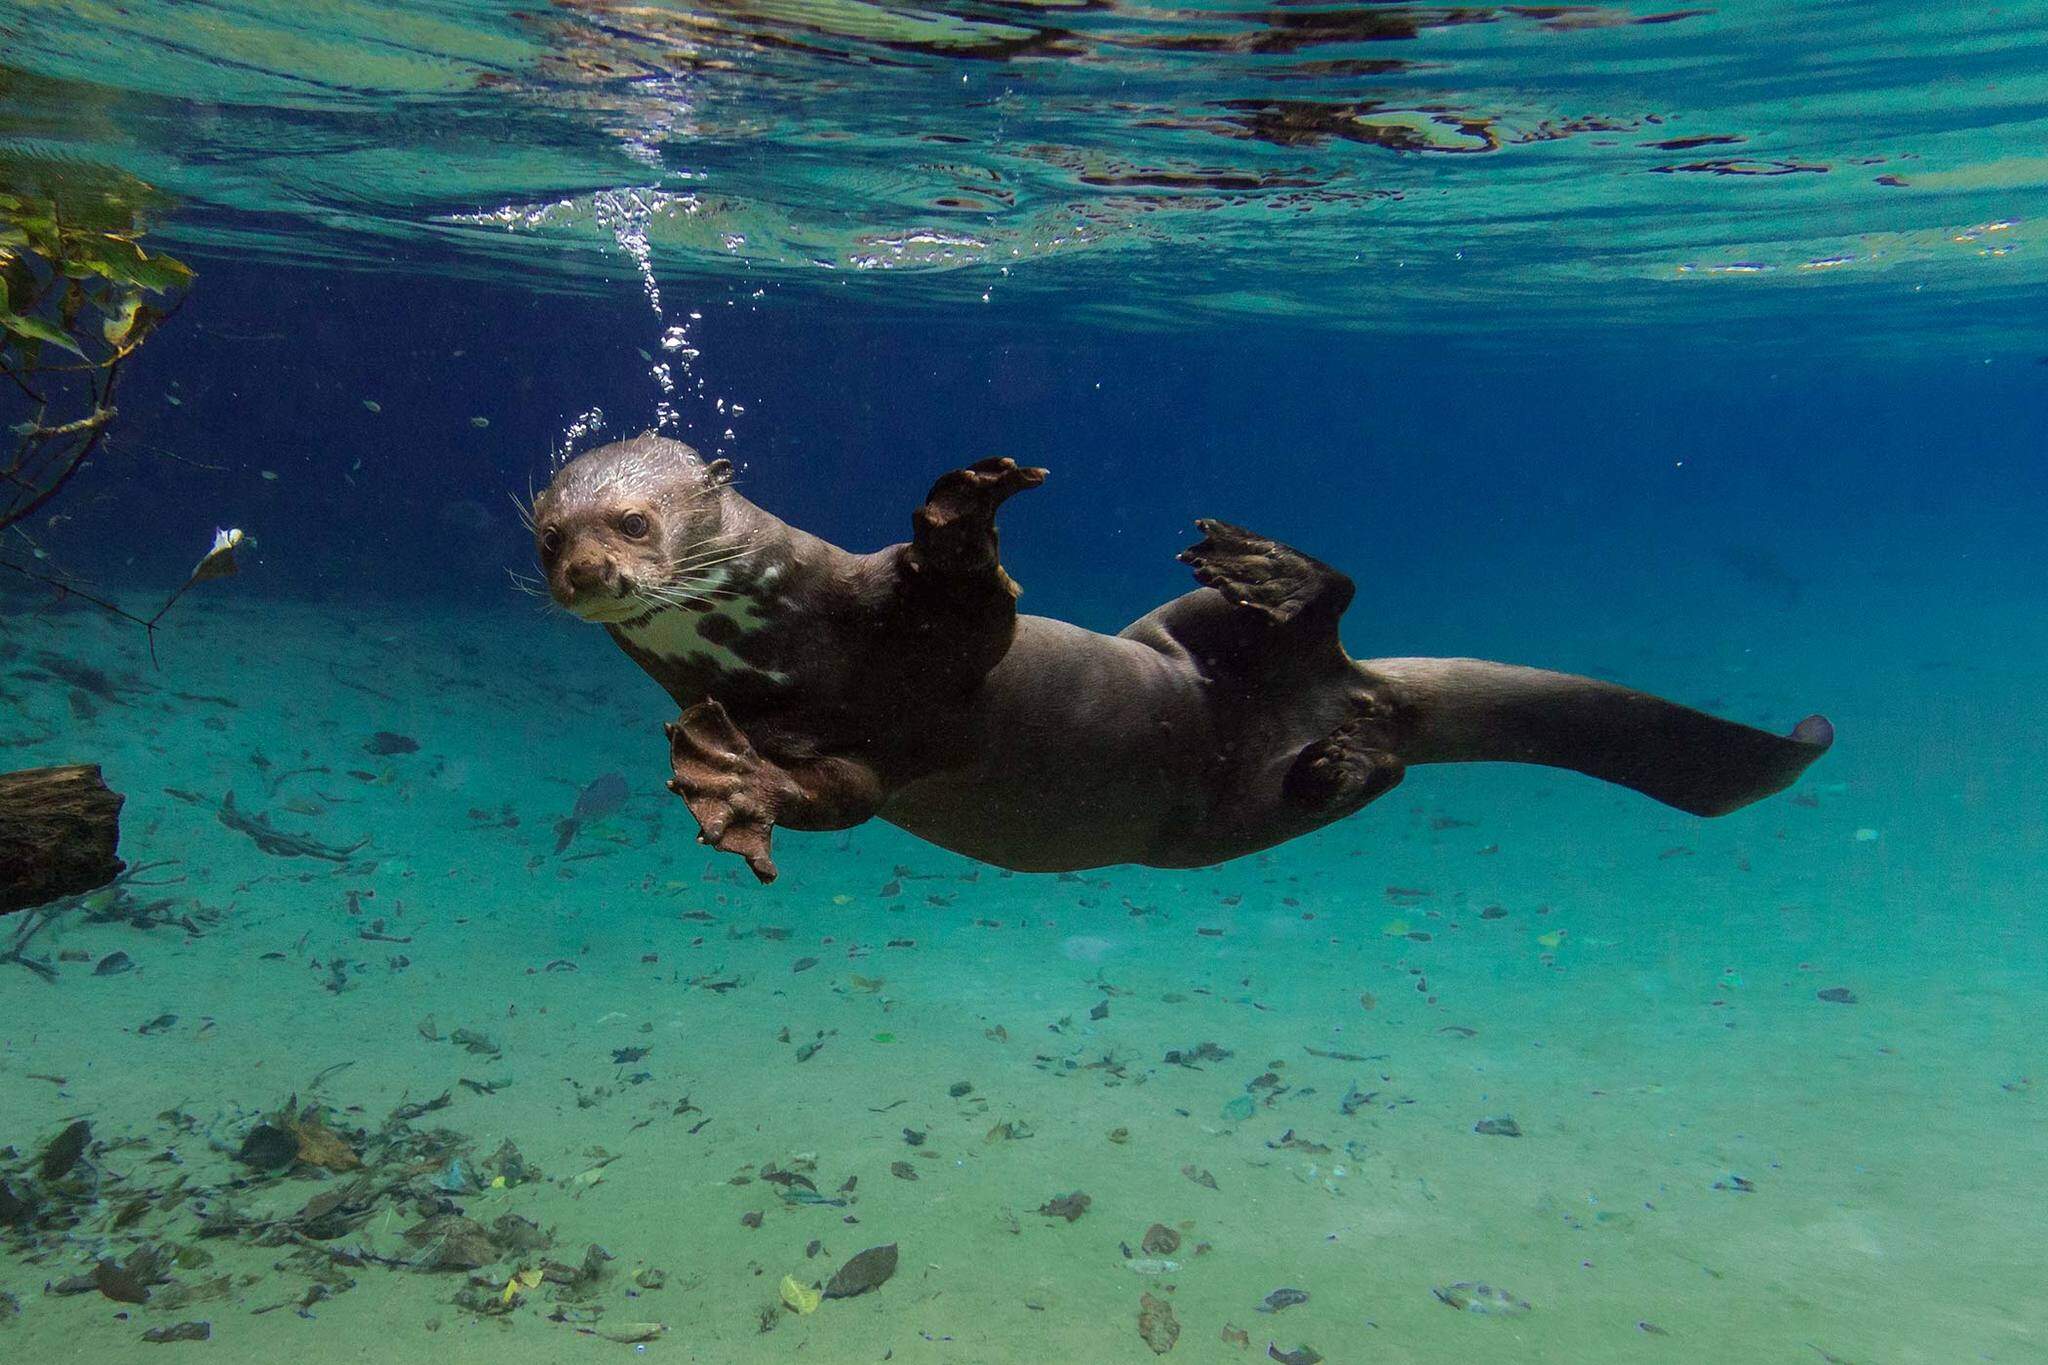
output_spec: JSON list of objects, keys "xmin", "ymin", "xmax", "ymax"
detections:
[
  {"xmin": 362, "ymin": 398, "xmax": 381, "ymax": 413},
  {"xmin": 555, "ymin": 771, "xmax": 630, "ymax": 853},
  {"xmin": 1268, "ymin": 1347, "xmax": 1323, "ymax": 1365},
  {"xmin": 782, "ymin": 1189, "xmax": 847, "ymax": 1208},
  {"xmin": 1714, "ymin": 543, "xmax": 1804, "ymax": 605},
  {"xmin": 1433, "ymin": 1282, "xmax": 1531, "ymax": 1316},
  {"xmin": 1258, "ymin": 1287, "xmax": 1309, "ymax": 1313},
  {"xmin": 438, "ymin": 499, "xmax": 495, "ymax": 532}
]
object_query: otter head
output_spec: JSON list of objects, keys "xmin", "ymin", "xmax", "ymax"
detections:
[{"xmin": 532, "ymin": 434, "xmax": 735, "ymax": 625}]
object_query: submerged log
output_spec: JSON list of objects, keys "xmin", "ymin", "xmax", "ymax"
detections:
[{"xmin": 0, "ymin": 764, "xmax": 125, "ymax": 915}]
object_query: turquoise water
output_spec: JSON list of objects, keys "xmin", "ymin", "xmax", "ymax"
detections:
[{"xmin": 4, "ymin": 5, "xmax": 2046, "ymax": 1363}]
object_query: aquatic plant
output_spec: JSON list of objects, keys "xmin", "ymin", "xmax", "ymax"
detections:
[
  {"xmin": 0, "ymin": 163, "xmax": 191, "ymax": 537},
  {"xmin": 0, "ymin": 165, "xmax": 245, "ymax": 655},
  {"xmin": 0, "ymin": 168, "xmax": 208, "ymax": 916}
]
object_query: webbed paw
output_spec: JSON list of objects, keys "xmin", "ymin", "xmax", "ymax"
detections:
[
  {"xmin": 1283, "ymin": 718, "xmax": 1404, "ymax": 817},
  {"xmin": 911, "ymin": 457, "xmax": 1047, "ymax": 574},
  {"xmin": 1179, "ymin": 519, "xmax": 1356, "ymax": 628},
  {"xmin": 665, "ymin": 699, "xmax": 797, "ymax": 883}
]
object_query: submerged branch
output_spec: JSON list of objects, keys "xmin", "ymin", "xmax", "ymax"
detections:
[
  {"xmin": 16, "ymin": 406, "xmax": 116, "ymax": 442},
  {"xmin": 0, "ymin": 356, "xmax": 123, "ymax": 535},
  {"xmin": 0, "ymin": 525, "xmax": 247, "ymax": 668}
]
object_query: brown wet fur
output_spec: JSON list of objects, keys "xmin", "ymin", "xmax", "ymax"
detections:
[{"xmin": 535, "ymin": 436, "xmax": 1833, "ymax": 882}]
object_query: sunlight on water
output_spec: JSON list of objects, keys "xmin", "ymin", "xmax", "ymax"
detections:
[{"xmin": 3, "ymin": 0, "xmax": 2045, "ymax": 343}]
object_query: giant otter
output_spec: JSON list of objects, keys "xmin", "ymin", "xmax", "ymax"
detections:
[{"xmin": 532, "ymin": 435, "xmax": 1831, "ymax": 883}]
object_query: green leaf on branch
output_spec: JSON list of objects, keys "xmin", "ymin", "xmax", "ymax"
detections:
[
  {"xmin": 85, "ymin": 234, "xmax": 193, "ymax": 292},
  {"xmin": 1, "ymin": 309, "xmax": 86, "ymax": 357},
  {"xmin": 102, "ymin": 291, "xmax": 142, "ymax": 347},
  {"xmin": 129, "ymin": 248, "xmax": 193, "ymax": 293},
  {"xmin": 102, "ymin": 293, "xmax": 158, "ymax": 351}
]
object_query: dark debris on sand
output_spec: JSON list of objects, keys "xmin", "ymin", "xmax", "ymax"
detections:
[
  {"xmin": 0, "ymin": 1088, "xmax": 660, "ymax": 1338},
  {"xmin": 823, "ymin": 1242, "xmax": 897, "ymax": 1299}
]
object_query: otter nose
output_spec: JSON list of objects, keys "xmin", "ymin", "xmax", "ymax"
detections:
[{"xmin": 562, "ymin": 554, "xmax": 618, "ymax": 595}]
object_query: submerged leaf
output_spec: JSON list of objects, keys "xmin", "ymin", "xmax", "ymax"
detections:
[
  {"xmin": 76, "ymin": 233, "xmax": 192, "ymax": 292},
  {"xmin": 190, "ymin": 527, "xmax": 244, "ymax": 583},
  {"xmin": 779, "ymin": 1274, "xmax": 821, "ymax": 1314},
  {"xmin": 102, "ymin": 291, "xmax": 146, "ymax": 348},
  {"xmin": 823, "ymin": 1243, "xmax": 898, "ymax": 1299},
  {"xmin": 287, "ymin": 1110, "xmax": 361, "ymax": 1172},
  {"xmin": 1, "ymin": 309, "xmax": 84, "ymax": 357}
]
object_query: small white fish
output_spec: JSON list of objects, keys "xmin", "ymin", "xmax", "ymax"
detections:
[
  {"xmin": 1125, "ymin": 1259, "xmax": 1179, "ymax": 1275},
  {"xmin": 470, "ymin": 415, "xmax": 490, "ymax": 428},
  {"xmin": 362, "ymin": 398, "xmax": 381, "ymax": 413}
]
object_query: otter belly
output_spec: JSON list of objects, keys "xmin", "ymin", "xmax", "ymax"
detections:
[{"xmin": 878, "ymin": 616, "xmax": 1215, "ymax": 871}]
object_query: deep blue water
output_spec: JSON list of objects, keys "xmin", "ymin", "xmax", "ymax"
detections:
[{"xmin": 56, "ymin": 254, "xmax": 2048, "ymax": 648}]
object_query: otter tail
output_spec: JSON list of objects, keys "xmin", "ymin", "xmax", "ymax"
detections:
[{"xmin": 1365, "ymin": 657, "xmax": 1832, "ymax": 817}]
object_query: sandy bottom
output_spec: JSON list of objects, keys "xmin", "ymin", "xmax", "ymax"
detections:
[{"xmin": 1, "ymin": 589, "xmax": 2040, "ymax": 1364}]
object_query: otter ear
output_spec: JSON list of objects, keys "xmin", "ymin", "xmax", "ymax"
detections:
[{"xmin": 704, "ymin": 458, "xmax": 734, "ymax": 487}]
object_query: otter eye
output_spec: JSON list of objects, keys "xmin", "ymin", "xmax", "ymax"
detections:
[
  {"xmin": 619, "ymin": 512, "xmax": 649, "ymax": 539},
  {"xmin": 540, "ymin": 526, "xmax": 562, "ymax": 555}
]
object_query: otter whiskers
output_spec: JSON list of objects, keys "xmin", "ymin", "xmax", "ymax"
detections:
[
  {"xmin": 505, "ymin": 567, "xmax": 572, "ymax": 617},
  {"xmin": 638, "ymin": 582, "xmax": 744, "ymax": 608}
]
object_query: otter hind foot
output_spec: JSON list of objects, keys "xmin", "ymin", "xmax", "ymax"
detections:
[
  {"xmin": 1179, "ymin": 520, "xmax": 1355, "ymax": 638},
  {"xmin": 1283, "ymin": 718, "xmax": 1405, "ymax": 818},
  {"xmin": 911, "ymin": 457, "xmax": 1047, "ymax": 576}
]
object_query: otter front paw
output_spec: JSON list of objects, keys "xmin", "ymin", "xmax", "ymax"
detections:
[
  {"xmin": 665, "ymin": 699, "xmax": 797, "ymax": 884},
  {"xmin": 911, "ymin": 457, "xmax": 1047, "ymax": 574}
]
